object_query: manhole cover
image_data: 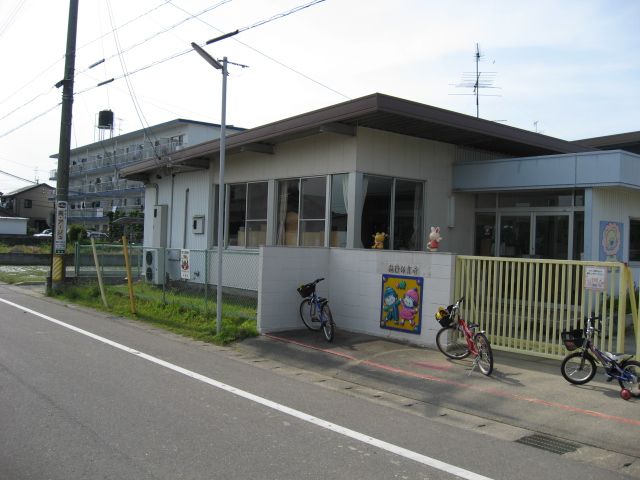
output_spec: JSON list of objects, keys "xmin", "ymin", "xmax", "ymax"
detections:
[{"xmin": 516, "ymin": 434, "xmax": 580, "ymax": 455}]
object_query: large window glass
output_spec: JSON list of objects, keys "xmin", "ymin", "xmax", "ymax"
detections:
[
  {"xmin": 276, "ymin": 177, "xmax": 327, "ymax": 246},
  {"xmin": 393, "ymin": 180, "xmax": 423, "ymax": 250},
  {"xmin": 360, "ymin": 175, "xmax": 424, "ymax": 250},
  {"xmin": 630, "ymin": 219, "xmax": 640, "ymax": 262},
  {"xmin": 330, "ymin": 174, "xmax": 348, "ymax": 247},
  {"xmin": 227, "ymin": 182, "xmax": 267, "ymax": 248},
  {"xmin": 475, "ymin": 213, "xmax": 496, "ymax": 256},
  {"xmin": 499, "ymin": 215, "xmax": 530, "ymax": 257},
  {"xmin": 361, "ymin": 176, "xmax": 392, "ymax": 248},
  {"xmin": 300, "ymin": 177, "xmax": 326, "ymax": 246}
]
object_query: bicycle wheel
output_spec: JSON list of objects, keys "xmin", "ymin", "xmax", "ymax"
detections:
[
  {"xmin": 436, "ymin": 326, "xmax": 470, "ymax": 359},
  {"xmin": 618, "ymin": 360, "xmax": 640, "ymax": 398},
  {"xmin": 299, "ymin": 299, "xmax": 322, "ymax": 331},
  {"xmin": 473, "ymin": 333, "xmax": 493, "ymax": 376},
  {"xmin": 320, "ymin": 304, "xmax": 335, "ymax": 342},
  {"xmin": 561, "ymin": 351, "xmax": 597, "ymax": 385}
]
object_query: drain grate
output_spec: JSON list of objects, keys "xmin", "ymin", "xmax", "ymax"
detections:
[{"xmin": 516, "ymin": 434, "xmax": 580, "ymax": 455}]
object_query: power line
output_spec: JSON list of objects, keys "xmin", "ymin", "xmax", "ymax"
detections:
[
  {"xmin": 169, "ymin": 0, "xmax": 349, "ymax": 100},
  {"xmin": 0, "ymin": 168, "xmax": 38, "ymax": 185},
  {"xmin": 0, "ymin": 102, "xmax": 61, "ymax": 140},
  {"xmin": 1, "ymin": 0, "xmax": 345, "ymax": 140}
]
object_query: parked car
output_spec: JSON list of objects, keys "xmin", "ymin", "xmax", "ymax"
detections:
[
  {"xmin": 86, "ymin": 231, "xmax": 109, "ymax": 240},
  {"xmin": 33, "ymin": 228, "xmax": 52, "ymax": 237}
]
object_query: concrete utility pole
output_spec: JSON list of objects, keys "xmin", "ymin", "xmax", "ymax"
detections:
[{"xmin": 51, "ymin": 0, "xmax": 79, "ymax": 290}]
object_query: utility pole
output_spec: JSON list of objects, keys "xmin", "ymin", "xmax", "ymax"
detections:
[{"xmin": 51, "ymin": 0, "xmax": 79, "ymax": 291}]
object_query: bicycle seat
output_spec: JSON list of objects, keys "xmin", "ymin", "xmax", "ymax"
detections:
[
  {"xmin": 317, "ymin": 297, "xmax": 328, "ymax": 306},
  {"xmin": 467, "ymin": 323, "xmax": 479, "ymax": 329}
]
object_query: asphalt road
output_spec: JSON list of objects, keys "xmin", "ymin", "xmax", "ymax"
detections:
[{"xmin": 0, "ymin": 284, "xmax": 634, "ymax": 480}]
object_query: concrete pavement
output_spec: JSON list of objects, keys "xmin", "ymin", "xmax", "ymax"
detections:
[{"xmin": 235, "ymin": 328, "xmax": 640, "ymax": 477}]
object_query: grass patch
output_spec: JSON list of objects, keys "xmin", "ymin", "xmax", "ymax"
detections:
[
  {"xmin": 52, "ymin": 282, "xmax": 258, "ymax": 345},
  {"xmin": 0, "ymin": 266, "xmax": 49, "ymax": 284},
  {"xmin": 0, "ymin": 242, "xmax": 51, "ymax": 254}
]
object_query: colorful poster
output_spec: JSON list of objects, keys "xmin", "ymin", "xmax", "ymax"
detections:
[
  {"xmin": 380, "ymin": 274, "xmax": 423, "ymax": 334},
  {"xmin": 599, "ymin": 221, "xmax": 623, "ymax": 262},
  {"xmin": 180, "ymin": 249, "xmax": 190, "ymax": 279}
]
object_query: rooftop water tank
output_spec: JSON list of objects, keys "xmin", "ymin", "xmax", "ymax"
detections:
[{"xmin": 97, "ymin": 110, "xmax": 114, "ymax": 130}]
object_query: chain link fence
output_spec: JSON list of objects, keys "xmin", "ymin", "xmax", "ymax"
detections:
[{"xmin": 73, "ymin": 243, "xmax": 258, "ymax": 322}]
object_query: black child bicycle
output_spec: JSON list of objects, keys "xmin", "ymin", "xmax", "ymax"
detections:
[
  {"xmin": 297, "ymin": 278, "xmax": 335, "ymax": 342},
  {"xmin": 561, "ymin": 313, "xmax": 640, "ymax": 400}
]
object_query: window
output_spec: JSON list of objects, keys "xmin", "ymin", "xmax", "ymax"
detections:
[
  {"xmin": 475, "ymin": 214, "xmax": 496, "ymax": 256},
  {"xmin": 23, "ymin": 199, "xmax": 32, "ymax": 208},
  {"xmin": 228, "ymin": 182, "xmax": 268, "ymax": 248},
  {"xmin": 276, "ymin": 177, "xmax": 327, "ymax": 246},
  {"xmin": 630, "ymin": 219, "xmax": 640, "ymax": 262},
  {"xmin": 360, "ymin": 175, "xmax": 424, "ymax": 250},
  {"xmin": 330, "ymin": 174, "xmax": 348, "ymax": 247},
  {"xmin": 393, "ymin": 180, "xmax": 423, "ymax": 250},
  {"xmin": 361, "ymin": 176, "xmax": 392, "ymax": 248},
  {"xmin": 300, "ymin": 177, "xmax": 326, "ymax": 246}
]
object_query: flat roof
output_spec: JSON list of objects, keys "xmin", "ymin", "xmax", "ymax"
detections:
[
  {"xmin": 121, "ymin": 93, "xmax": 594, "ymax": 181},
  {"xmin": 573, "ymin": 131, "xmax": 640, "ymax": 155}
]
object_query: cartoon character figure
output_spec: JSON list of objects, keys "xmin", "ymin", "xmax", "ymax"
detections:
[
  {"xmin": 382, "ymin": 286, "xmax": 400, "ymax": 326},
  {"xmin": 399, "ymin": 288, "xmax": 419, "ymax": 328},
  {"xmin": 372, "ymin": 232, "xmax": 388, "ymax": 249},
  {"xmin": 427, "ymin": 226, "xmax": 442, "ymax": 252}
]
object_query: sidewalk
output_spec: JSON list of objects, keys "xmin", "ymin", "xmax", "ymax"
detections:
[{"xmin": 236, "ymin": 328, "xmax": 640, "ymax": 477}]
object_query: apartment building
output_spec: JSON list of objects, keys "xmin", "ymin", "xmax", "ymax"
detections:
[{"xmin": 50, "ymin": 118, "xmax": 243, "ymax": 234}]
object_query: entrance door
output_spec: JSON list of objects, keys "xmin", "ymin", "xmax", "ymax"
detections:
[
  {"xmin": 498, "ymin": 215, "xmax": 530, "ymax": 257},
  {"xmin": 533, "ymin": 214, "xmax": 571, "ymax": 259}
]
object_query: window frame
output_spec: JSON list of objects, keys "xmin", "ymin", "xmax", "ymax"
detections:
[{"xmin": 226, "ymin": 181, "xmax": 268, "ymax": 249}]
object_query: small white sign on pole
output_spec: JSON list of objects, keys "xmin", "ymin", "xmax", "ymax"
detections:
[
  {"xmin": 54, "ymin": 201, "xmax": 68, "ymax": 254},
  {"xmin": 584, "ymin": 266, "xmax": 607, "ymax": 292},
  {"xmin": 180, "ymin": 249, "xmax": 190, "ymax": 280}
]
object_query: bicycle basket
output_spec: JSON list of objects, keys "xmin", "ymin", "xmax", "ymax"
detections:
[
  {"xmin": 435, "ymin": 305, "xmax": 454, "ymax": 327},
  {"xmin": 297, "ymin": 283, "xmax": 315, "ymax": 298},
  {"xmin": 561, "ymin": 329, "xmax": 584, "ymax": 351}
]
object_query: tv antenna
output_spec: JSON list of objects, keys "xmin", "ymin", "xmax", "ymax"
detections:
[{"xmin": 450, "ymin": 43, "xmax": 501, "ymax": 118}]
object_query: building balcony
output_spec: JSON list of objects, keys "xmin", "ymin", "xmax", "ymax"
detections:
[
  {"xmin": 69, "ymin": 140, "xmax": 187, "ymax": 178},
  {"xmin": 69, "ymin": 180, "xmax": 144, "ymax": 198},
  {"xmin": 68, "ymin": 205, "xmax": 143, "ymax": 221}
]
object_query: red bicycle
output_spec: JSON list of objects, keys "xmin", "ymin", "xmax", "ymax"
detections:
[{"xmin": 434, "ymin": 297, "xmax": 494, "ymax": 376}]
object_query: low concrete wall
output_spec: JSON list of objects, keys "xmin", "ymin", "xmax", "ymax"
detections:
[
  {"xmin": 0, "ymin": 253, "xmax": 73, "ymax": 266},
  {"xmin": 258, "ymin": 246, "xmax": 455, "ymax": 347}
]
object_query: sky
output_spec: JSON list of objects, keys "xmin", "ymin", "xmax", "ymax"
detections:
[{"xmin": 0, "ymin": 0, "xmax": 638, "ymax": 194}]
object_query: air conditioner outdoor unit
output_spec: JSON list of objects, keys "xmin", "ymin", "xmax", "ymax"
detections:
[{"xmin": 144, "ymin": 248, "xmax": 165, "ymax": 285}]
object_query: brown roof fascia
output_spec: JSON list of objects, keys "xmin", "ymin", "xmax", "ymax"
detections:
[{"xmin": 120, "ymin": 93, "xmax": 593, "ymax": 180}]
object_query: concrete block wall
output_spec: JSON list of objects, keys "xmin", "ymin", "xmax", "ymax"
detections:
[
  {"xmin": 258, "ymin": 246, "xmax": 456, "ymax": 347},
  {"xmin": 257, "ymin": 246, "xmax": 330, "ymax": 332}
]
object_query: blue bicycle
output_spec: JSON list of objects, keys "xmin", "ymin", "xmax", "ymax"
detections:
[
  {"xmin": 297, "ymin": 278, "xmax": 335, "ymax": 342},
  {"xmin": 561, "ymin": 314, "xmax": 640, "ymax": 400}
]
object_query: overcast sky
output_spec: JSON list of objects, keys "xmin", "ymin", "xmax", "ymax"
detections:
[{"xmin": 1, "ymin": 0, "xmax": 638, "ymax": 194}]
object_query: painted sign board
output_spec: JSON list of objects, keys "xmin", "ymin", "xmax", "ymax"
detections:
[{"xmin": 54, "ymin": 201, "xmax": 67, "ymax": 254}]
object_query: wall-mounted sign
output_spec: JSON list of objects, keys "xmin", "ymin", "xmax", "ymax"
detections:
[
  {"xmin": 380, "ymin": 274, "xmax": 423, "ymax": 335},
  {"xmin": 180, "ymin": 249, "xmax": 190, "ymax": 279},
  {"xmin": 584, "ymin": 266, "xmax": 607, "ymax": 292}
]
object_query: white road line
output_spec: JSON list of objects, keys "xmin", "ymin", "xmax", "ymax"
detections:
[{"xmin": 1, "ymin": 297, "xmax": 494, "ymax": 480}]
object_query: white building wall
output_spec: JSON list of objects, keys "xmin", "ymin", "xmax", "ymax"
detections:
[
  {"xmin": 0, "ymin": 217, "xmax": 28, "ymax": 235},
  {"xmin": 168, "ymin": 170, "xmax": 211, "ymax": 250},
  {"xmin": 219, "ymin": 133, "xmax": 357, "ymax": 184},
  {"xmin": 355, "ymin": 128, "xmax": 474, "ymax": 255},
  {"xmin": 590, "ymin": 187, "xmax": 640, "ymax": 283},
  {"xmin": 258, "ymin": 246, "xmax": 455, "ymax": 347}
]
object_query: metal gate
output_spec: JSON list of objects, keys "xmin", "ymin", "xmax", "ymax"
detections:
[{"xmin": 455, "ymin": 256, "xmax": 638, "ymax": 359}]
